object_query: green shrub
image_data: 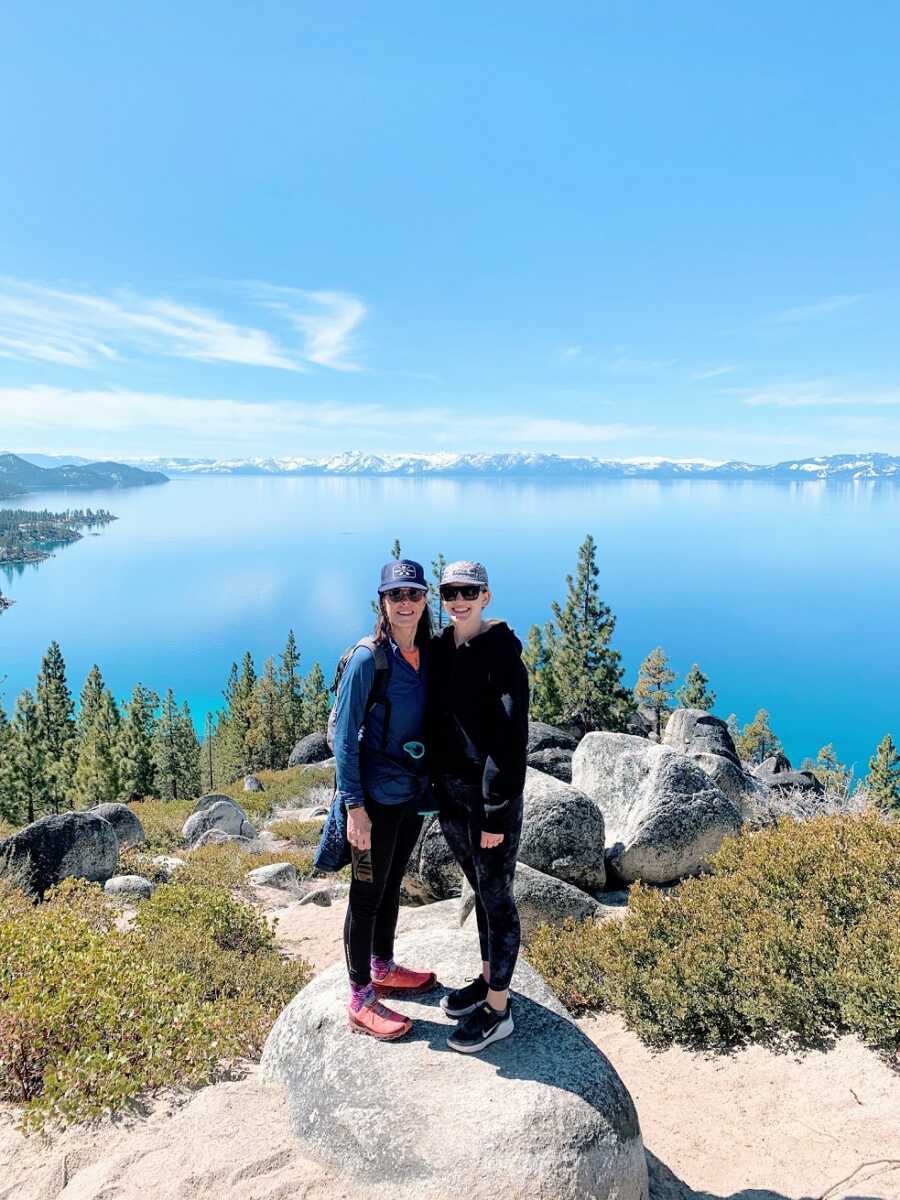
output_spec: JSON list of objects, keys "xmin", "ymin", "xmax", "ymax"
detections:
[
  {"xmin": 128, "ymin": 798, "xmax": 193, "ymax": 853},
  {"xmin": 174, "ymin": 842, "xmax": 316, "ymax": 892},
  {"xmin": 0, "ymin": 875, "xmax": 311, "ymax": 1129},
  {"xmin": 220, "ymin": 765, "xmax": 334, "ymax": 818},
  {"xmin": 267, "ymin": 818, "xmax": 323, "ymax": 847},
  {"xmin": 527, "ymin": 812, "xmax": 900, "ymax": 1053}
]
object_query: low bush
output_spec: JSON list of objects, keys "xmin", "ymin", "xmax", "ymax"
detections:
[
  {"xmin": 527, "ymin": 811, "xmax": 900, "ymax": 1053},
  {"xmin": 220, "ymin": 765, "xmax": 334, "ymax": 818},
  {"xmin": 174, "ymin": 842, "xmax": 316, "ymax": 892},
  {"xmin": 0, "ymin": 874, "xmax": 311, "ymax": 1129},
  {"xmin": 267, "ymin": 818, "xmax": 323, "ymax": 847},
  {"xmin": 128, "ymin": 798, "xmax": 193, "ymax": 853}
]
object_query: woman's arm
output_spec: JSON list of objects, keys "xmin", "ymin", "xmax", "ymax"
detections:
[
  {"xmin": 333, "ymin": 647, "xmax": 376, "ymax": 813},
  {"xmin": 480, "ymin": 652, "xmax": 530, "ymax": 834}
]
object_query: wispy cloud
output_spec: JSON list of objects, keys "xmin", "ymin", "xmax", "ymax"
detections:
[
  {"xmin": 0, "ymin": 278, "xmax": 367, "ymax": 372},
  {"xmin": 558, "ymin": 344, "xmax": 584, "ymax": 360},
  {"xmin": 765, "ymin": 294, "xmax": 863, "ymax": 325},
  {"xmin": 691, "ymin": 365, "xmax": 738, "ymax": 381},
  {"xmin": 732, "ymin": 378, "xmax": 900, "ymax": 408}
]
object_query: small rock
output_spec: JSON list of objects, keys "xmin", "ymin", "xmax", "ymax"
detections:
[
  {"xmin": 287, "ymin": 732, "xmax": 331, "ymax": 767},
  {"xmin": 150, "ymin": 854, "xmax": 186, "ymax": 880},
  {"xmin": 299, "ymin": 887, "xmax": 332, "ymax": 907},
  {"xmin": 104, "ymin": 873, "xmax": 154, "ymax": 900},
  {"xmin": 248, "ymin": 862, "xmax": 299, "ymax": 890},
  {"xmin": 243, "ymin": 774, "xmax": 264, "ymax": 793}
]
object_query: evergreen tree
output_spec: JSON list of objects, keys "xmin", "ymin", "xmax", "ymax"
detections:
[
  {"xmin": 35, "ymin": 640, "xmax": 76, "ymax": 812},
  {"xmin": 735, "ymin": 709, "xmax": 782, "ymax": 765},
  {"xmin": 302, "ymin": 662, "xmax": 331, "ymax": 733},
  {"xmin": 0, "ymin": 706, "xmax": 24, "ymax": 826},
  {"xmin": 547, "ymin": 535, "xmax": 632, "ymax": 733},
  {"xmin": 726, "ymin": 713, "xmax": 741, "ymax": 745},
  {"xmin": 77, "ymin": 666, "xmax": 106, "ymax": 738},
  {"xmin": 176, "ymin": 702, "xmax": 201, "ymax": 800},
  {"xmin": 522, "ymin": 622, "xmax": 562, "ymax": 723},
  {"xmin": 390, "ymin": 538, "xmax": 402, "ymax": 560},
  {"xmin": 72, "ymin": 688, "xmax": 120, "ymax": 807},
  {"xmin": 634, "ymin": 647, "xmax": 677, "ymax": 738},
  {"xmin": 152, "ymin": 690, "xmax": 182, "ymax": 801},
  {"xmin": 804, "ymin": 743, "xmax": 852, "ymax": 797},
  {"xmin": 116, "ymin": 684, "xmax": 159, "ymax": 802},
  {"xmin": 676, "ymin": 663, "xmax": 716, "ymax": 712},
  {"xmin": 429, "ymin": 552, "xmax": 447, "ymax": 630},
  {"xmin": 248, "ymin": 657, "xmax": 287, "ymax": 769},
  {"xmin": 215, "ymin": 653, "xmax": 256, "ymax": 781},
  {"xmin": 865, "ymin": 734, "xmax": 900, "ymax": 812},
  {"xmin": 279, "ymin": 630, "xmax": 305, "ymax": 749},
  {"xmin": 11, "ymin": 690, "xmax": 45, "ymax": 824}
]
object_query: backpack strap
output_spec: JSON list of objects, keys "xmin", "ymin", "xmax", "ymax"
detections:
[{"xmin": 356, "ymin": 637, "xmax": 393, "ymax": 749}]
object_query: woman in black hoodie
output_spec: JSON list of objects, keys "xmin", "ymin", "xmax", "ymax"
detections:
[{"xmin": 429, "ymin": 560, "xmax": 529, "ymax": 1053}]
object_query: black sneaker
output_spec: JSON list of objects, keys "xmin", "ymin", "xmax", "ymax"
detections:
[
  {"xmin": 447, "ymin": 1001, "xmax": 514, "ymax": 1054},
  {"xmin": 440, "ymin": 975, "xmax": 489, "ymax": 1019}
]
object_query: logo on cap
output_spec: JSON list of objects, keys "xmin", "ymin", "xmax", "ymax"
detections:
[{"xmin": 393, "ymin": 563, "xmax": 416, "ymax": 579}]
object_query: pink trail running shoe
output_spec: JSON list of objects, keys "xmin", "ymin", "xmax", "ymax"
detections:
[
  {"xmin": 348, "ymin": 996, "xmax": 413, "ymax": 1041},
  {"xmin": 372, "ymin": 963, "xmax": 438, "ymax": 998}
]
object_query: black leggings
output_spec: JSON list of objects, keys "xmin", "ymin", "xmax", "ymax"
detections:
[
  {"xmin": 343, "ymin": 797, "xmax": 424, "ymax": 987},
  {"xmin": 438, "ymin": 780, "xmax": 523, "ymax": 993}
]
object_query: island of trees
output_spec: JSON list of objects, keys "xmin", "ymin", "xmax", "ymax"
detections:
[{"xmin": 0, "ymin": 507, "xmax": 116, "ymax": 567}]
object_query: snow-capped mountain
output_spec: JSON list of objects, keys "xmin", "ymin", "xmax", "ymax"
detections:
[{"xmin": 112, "ymin": 450, "xmax": 900, "ymax": 480}]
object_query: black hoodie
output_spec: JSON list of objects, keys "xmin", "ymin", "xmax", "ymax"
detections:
[{"xmin": 428, "ymin": 621, "xmax": 530, "ymax": 832}]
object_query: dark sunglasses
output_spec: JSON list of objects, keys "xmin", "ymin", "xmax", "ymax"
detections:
[
  {"xmin": 383, "ymin": 587, "xmax": 426, "ymax": 602},
  {"xmin": 439, "ymin": 584, "xmax": 485, "ymax": 601}
]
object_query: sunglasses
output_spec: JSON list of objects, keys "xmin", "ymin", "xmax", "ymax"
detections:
[
  {"xmin": 439, "ymin": 584, "xmax": 485, "ymax": 601},
  {"xmin": 383, "ymin": 587, "xmax": 426, "ymax": 603}
]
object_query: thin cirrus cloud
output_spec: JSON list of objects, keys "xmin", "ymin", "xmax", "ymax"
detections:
[
  {"xmin": 763, "ymin": 294, "xmax": 863, "ymax": 325},
  {"xmin": 0, "ymin": 278, "xmax": 367, "ymax": 372},
  {"xmin": 734, "ymin": 379, "xmax": 900, "ymax": 408}
]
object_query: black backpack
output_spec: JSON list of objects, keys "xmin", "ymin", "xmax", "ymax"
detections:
[{"xmin": 325, "ymin": 636, "xmax": 393, "ymax": 752}]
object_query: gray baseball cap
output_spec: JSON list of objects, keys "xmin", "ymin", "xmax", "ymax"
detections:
[{"xmin": 440, "ymin": 560, "xmax": 489, "ymax": 588}]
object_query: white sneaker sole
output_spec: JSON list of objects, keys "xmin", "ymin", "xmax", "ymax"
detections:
[{"xmin": 447, "ymin": 1015, "xmax": 514, "ymax": 1054}]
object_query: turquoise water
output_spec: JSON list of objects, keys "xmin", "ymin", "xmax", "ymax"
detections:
[{"xmin": 1, "ymin": 475, "xmax": 898, "ymax": 775}]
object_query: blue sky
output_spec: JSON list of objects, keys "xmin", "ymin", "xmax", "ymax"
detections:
[{"xmin": 1, "ymin": 2, "xmax": 899, "ymax": 461}]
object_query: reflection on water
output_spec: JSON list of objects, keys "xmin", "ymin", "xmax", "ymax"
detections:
[{"xmin": 1, "ymin": 476, "xmax": 898, "ymax": 771}]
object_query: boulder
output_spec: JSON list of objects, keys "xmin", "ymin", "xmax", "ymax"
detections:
[
  {"xmin": 150, "ymin": 854, "xmax": 186, "ymax": 880},
  {"xmin": 247, "ymin": 862, "xmax": 298, "ymax": 890},
  {"xmin": 460, "ymin": 862, "xmax": 601, "ymax": 943},
  {"xmin": 243, "ymin": 774, "xmax": 264, "ymax": 792},
  {"xmin": 572, "ymin": 733, "xmax": 742, "ymax": 885},
  {"xmin": 520, "ymin": 767, "xmax": 606, "ymax": 890},
  {"xmin": 526, "ymin": 720, "xmax": 578, "ymax": 755},
  {"xmin": 526, "ymin": 746, "xmax": 574, "ymax": 782},
  {"xmin": 192, "ymin": 792, "xmax": 245, "ymax": 815},
  {"xmin": 298, "ymin": 887, "xmax": 332, "ymax": 907},
  {"xmin": 192, "ymin": 829, "xmax": 262, "ymax": 851},
  {"xmin": 690, "ymin": 752, "xmax": 771, "ymax": 825},
  {"xmin": 663, "ymin": 709, "xmax": 740, "ymax": 765},
  {"xmin": 104, "ymin": 873, "xmax": 154, "ymax": 900},
  {"xmin": 754, "ymin": 752, "xmax": 793, "ymax": 775},
  {"xmin": 287, "ymin": 732, "xmax": 331, "ymax": 767},
  {"xmin": 0, "ymin": 812, "xmax": 118, "ymax": 897},
  {"xmin": 262, "ymin": 925, "xmax": 648, "ymax": 1200},
  {"xmin": 182, "ymin": 799, "xmax": 257, "ymax": 847},
  {"xmin": 88, "ymin": 802, "xmax": 146, "ymax": 850},
  {"xmin": 625, "ymin": 709, "xmax": 653, "ymax": 738},
  {"xmin": 403, "ymin": 815, "xmax": 462, "ymax": 903},
  {"xmin": 753, "ymin": 766, "xmax": 824, "ymax": 795}
]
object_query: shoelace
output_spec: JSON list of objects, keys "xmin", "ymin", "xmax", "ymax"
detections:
[{"xmin": 367, "ymin": 998, "xmax": 404, "ymax": 1021}]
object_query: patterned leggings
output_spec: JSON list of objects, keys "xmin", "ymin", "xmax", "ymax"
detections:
[{"xmin": 437, "ymin": 779, "xmax": 523, "ymax": 992}]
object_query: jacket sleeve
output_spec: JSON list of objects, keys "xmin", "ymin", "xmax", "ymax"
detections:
[
  {"xmin": 480, "ymin": 651, "xmax": 530, "ymax": 833},
  {"xmin": 334, "ymin": 647, "xmax": 376, "ymax": 810}
]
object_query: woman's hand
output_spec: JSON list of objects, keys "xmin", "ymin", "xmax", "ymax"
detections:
[
  {"xmin": 347, "ymin": 806, "xmax": 373, "ymax": 851},
  {"xmin": 480, "ymin": 831, "xmax": 504, "ymax": 849}
]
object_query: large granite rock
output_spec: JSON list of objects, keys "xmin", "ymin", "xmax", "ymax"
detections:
[
  {"xmin": 287, "ymin": 732, "xmax": 331, "ymax": 767},
  {"xmin": 752, "ymin": 758, "xmax": 824, "ymax": 795},
  {"xmin": 520, "ymin": 767, "xmax": 606, "ymax": 890},
  {"xmin": 460, "ymin": 862, "xmax": 601, "ymax": 943},
  {"xmin": 662, "ymin": 709, "xmax": 740, "ymax": 765},
  {"xmin": 526, "ymin": 720, "xmax": 578, "ymax": 755},
  {"xmin": 403, "ymin": 815, "xmax": 463, "ymax": 903},
  {"xmin": 572, "ymin": 733, "xmax": 742, "ymax": 884},
  {"xmin": 261, "ymin": 925, "xmax": 648, "ymax": 1200},
  {"xmin": 754, "ymin": 752, "xmax": 793, "ymax": 775},
  {"xmin": 526, "ymin": 746, "xmax": 574, "ymax": 782},
  {"xmin": 182, "ymin": 799, "xmax": 257, "ymax": 847},
  {"xmin": 88, "ymin": 802, "xmax": 146, "ymax": 850},
  {"xmin": 0, "ymin": 812, "xmax": 118, "ymax": 897}
]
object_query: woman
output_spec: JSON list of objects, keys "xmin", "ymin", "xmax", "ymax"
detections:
[
  {"xmin": 429, "ymin": 560, "xmax": 529, "ymax": 1053},
  {"xmin": 334, "ymin": 558, "xmax": 437, "ymax": 1040}
]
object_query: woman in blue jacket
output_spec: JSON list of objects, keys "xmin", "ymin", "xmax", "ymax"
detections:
[{"xmin": 333, "ymin": 558, "xmax": 437, "ymax": 1040}]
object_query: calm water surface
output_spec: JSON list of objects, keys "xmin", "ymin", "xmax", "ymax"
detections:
[{"xmin": 2, "ymin": 476, "xmax": 898, "ymax": 773}]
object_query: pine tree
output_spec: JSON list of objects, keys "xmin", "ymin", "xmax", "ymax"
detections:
[
  {"xmin": 865, "ymin": 734, "xmax": 900, "ymax": 812},
  {"xmin": 390, "ymin": 539, "xmax": 402, "ymax": 560},
  {"xmin": 522, "ymin": 622, "xmax": 562, "ymax": 723},
  {"xmin": 726, "ymin": 713, "xmax": 740, "ymax": 745},
  {"xmin": 35, "ymin": 641, "xmax": 76, "ymax": 812},
  {"xmin": 548, "ymin": 535, "xmax": 632, "ymax": 733},
  {"xmin": 248, "ymin": 657, "xmax": 287, "ymax": 770},
  {"xmin": 152, "ymin": 690, "xmax": 182, "ymax": 801},
  {"xmin": 0, "ymin": 706, "xmax": 24, "ymax": 826},
  {"xmin": 215, "ymin": 653, "xmax": 256, "ymax": 781},
  {"xmin": 116, "ymin": 684, "xmax": 159, "ymax": 802},
  {"xmin": 176, "ymin": 702, "xmax": 201, "ymax": 800},
  {"xmin": 634, "ymin": 647, "xmax": 677, "ymax": 738},
  {"xmin": 72, "ymin": 688, "xmax": 120, "ymax": 807},
  {"xmin": 279, "ymin": 630, "xmax": 305, "ymax": 749},
  {"xmin": 676, "ymin": 663, "xmax": 716, "ymax": 712},
  {"xmin": 735, "ymin": 709, "xmax": 782, "ymax": 765},
  {"xmin": 10, "ymin": 690, "xmax": 45, "ymax": 824},
  {"xmin": 302, "ymin": 662, "xmax": 331, "ymax": 733},
  {"xmin": 802, "ymin": 743, "xmax": 852, "ymax": 797},
  {"xmin": 76, "ymin": 666, "xmax": 106, "ymax": 739},
  {"xmin": 429, "ymin": 552, "xmax": 447, "ymax": 630}
]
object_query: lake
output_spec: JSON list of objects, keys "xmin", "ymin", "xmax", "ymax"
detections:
[{"xmin": 1, "ymin": 475, "xmax": 898, "ymax": 775}]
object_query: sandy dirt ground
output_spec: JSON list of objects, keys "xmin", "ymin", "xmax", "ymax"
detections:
[{"xmin": 3, "ymin": 891, "xmax": 898, "ymax": 1200}]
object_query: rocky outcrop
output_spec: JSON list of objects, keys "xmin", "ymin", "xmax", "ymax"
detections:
[
  {"xmin": 243, "ymin": 774, "xmax": 264, "ymax": 792},
  {"xmin": 755, "ymin": 752, "xmax": 793, "ymax": 775},
  {"xmin": 526, "ymin": 746, "xmax": 574, "ymax": 781},
  {"xmin": 661, "ymin": 709, "xmax": 768, "ymax": 824},
  {"xmin": 0, "ymin": 812, "xmax": 118, "ymax": 897},
  {"xmin": 460, "ymin": 862, "xmax": 601, "ymax": 942},
  {"xmin": 262, "ymin": 924, "xmax": 648, "ymax": 1200},
  {"xmin": 572, "ymin": 733, "xmax": 742, "ymax": 884},
  {"xmin": 287, "ymin": 732, "xmax": 331, "ymax": 767},
  {"xmin": 182, "ymin": 799, "xmax": 257, "ymax": 847},
  {"xmin": 247, "ymin": 862, "xmax": 298, "ymax": 890},
  {"xmin": 104, "ymin": 873, "xmax": 154, "ymax": 899},
  {"xmin": 403, "ymin": 815, "xmax": 462, "ymax": 903},
  {"xmin": 88, "ymin": 802, "xmax": 146, "ymax": 850},
  {"xmin": 520, "ymin": 767, "xmax": 606, "ymax": 890},
  {"xmin": 752, "ymin": 760, "xmax": 824, "ymax": 794},
  {"xmin": 526, "ymin": 720, "xmax": 578, "ymax": 754}
]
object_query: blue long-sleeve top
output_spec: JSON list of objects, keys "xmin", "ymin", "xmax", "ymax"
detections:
[{"xmin": 333, "ymin": 640, "xmax": 429, "ymax": 809}]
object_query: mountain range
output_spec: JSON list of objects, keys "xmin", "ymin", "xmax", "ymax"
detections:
[{"xmin": 0, "ymin": 454, "xmax": 168, "ymax": 500}]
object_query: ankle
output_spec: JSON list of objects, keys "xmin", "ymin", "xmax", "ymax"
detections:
[
  {"xmin": 370, "ymin": 955, "xmax": 395, "ymax": 981},
  {"xmin": 349, "ymin": 981, "xmax": 374, "ymax": 1012}
]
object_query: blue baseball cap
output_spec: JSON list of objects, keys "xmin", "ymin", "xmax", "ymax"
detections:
[{"xmin": 378, "ymin": 559, "xmax": 428, "ymax": 594}]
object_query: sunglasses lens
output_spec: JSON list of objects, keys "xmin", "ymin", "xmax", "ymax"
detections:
[
  {"xmin": 440, "ymin": 585, "xmax": 483, "ymax": 601},
  {"xmin": 386, "ymin": 588, "xmax": 422, "ymax": 602}
]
